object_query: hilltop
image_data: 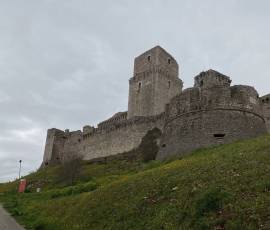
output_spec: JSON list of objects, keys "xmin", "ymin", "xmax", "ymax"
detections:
[{"xmin": 1, "ymin": 134, "xmax": 270, "ymax": 230}]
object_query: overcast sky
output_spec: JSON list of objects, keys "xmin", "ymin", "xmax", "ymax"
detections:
[{"xmin": 0, "ymin": 0, "xmax": 269, "ymax": 182}]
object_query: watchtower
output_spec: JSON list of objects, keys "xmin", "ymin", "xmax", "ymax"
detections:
[{"xmin": 127, "ymin": 46, "xmax": 183, "ymax": 118}]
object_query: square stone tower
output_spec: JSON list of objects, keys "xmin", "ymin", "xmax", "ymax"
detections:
[{"xmin": 127, "ymin": 46, "xmax": 183, "ymax": 118}]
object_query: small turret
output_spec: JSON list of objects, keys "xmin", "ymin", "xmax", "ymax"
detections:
[
  {"xmin": 194, "ymin": 69, "xmax": 231, "ymax": 88},
  {"xmin": 42, "ymin": 128, "xmax": 65, "ymax": 166},
  {"xmin": 83, "ymin": 125, "xmax": 95, "ymax": 135}
]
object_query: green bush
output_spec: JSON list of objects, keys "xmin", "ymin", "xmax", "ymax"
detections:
[
  {"xmin": 195, "ymin": 188, "xmax": 231, "ymax": 217},
  {"xmin": 139, "ymin": 128, "xmax": 162, "ymax": 162},
  {"xmin": 225, "ymin": 219, "xmax": 244, "ymax": 230},
  {"xmin": 50, "ymin": 187, "xmax": 73, "ymax": 198},
  {"xmin": 3, "ymin": 198, "xmax": 18, "ymax": 209},
  {"xmin": 77, "ymin": 181, "xmax": 98, "ymax": 193},
  {"xmin": 257, "ymin": 181, "xmax": 270, "ymax": 192},
  {"xmin": 33, "ymin": 220, "xmax": 47, "ymax": 230},
  {"xmin": 10, "ymin": 207, "xmax": 23, "ymax": 216},
  {"xmin": 50, "ymin": 181, "xmax": 98, "ymax": 198}
]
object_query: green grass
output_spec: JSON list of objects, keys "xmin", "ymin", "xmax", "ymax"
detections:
[{"xmin": 1, "ymin": 135, "xmax": 270, "ymax": 229}]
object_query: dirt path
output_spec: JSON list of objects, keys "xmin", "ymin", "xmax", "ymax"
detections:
[{"xmin": 0, "ymin": 205, "xmax": 25, "ymax": 230}]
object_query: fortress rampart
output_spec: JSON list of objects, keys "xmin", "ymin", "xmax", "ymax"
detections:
[
  {"xmin": 261, "ymin": 94, "xmax": 270, "ymax": 131},
  {"xmin": 81, "ymin": 113, "xmax": 164, "ymax": 160},
  {"xmin": 42, "ymin": 128, "xmax": 82, "ymax": 165},
  {"xmin": 156, "ymin": 70, "xmax": 267, "ymax": 160},
  {"xmin": 42, "ymin": 46, "xmax": 269, "ymax": 166}
]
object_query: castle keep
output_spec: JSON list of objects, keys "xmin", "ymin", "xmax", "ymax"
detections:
[{"xmin": 42, "ymin": 46, "xmax": 270, "ymax": 165}]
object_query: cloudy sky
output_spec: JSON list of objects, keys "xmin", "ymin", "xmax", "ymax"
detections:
[{"xmin": 0, "ymin": 0, "xmax": 270, "ymax": 182}]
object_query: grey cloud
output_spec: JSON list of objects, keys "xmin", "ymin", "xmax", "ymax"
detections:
[{"xmin": 0, "ymin": 0, "xmax": 270, "ymax": 182}]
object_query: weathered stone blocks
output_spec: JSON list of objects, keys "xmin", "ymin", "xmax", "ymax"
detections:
[{"xmin": 42, "ymin": 46, "xmax": 269, "ymax": 166}]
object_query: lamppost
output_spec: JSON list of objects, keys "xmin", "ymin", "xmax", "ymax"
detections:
[{"xmin": 19, "ymin": 160, "xmax": 22, "ymax": 179}]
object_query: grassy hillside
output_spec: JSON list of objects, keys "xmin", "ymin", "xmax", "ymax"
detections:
[{"xmin": 1, "ymin": 135, "xmax": 270, "ymax": 230}]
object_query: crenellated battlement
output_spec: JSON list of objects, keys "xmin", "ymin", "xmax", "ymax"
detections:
[
  {"xmin": 166, "ymin": 78, "xmax": 263, "ymax": 123},
  {"xmin": 97, "ymin": 111, "xmax": 128, "ymax": 129},
  {"xmin": 130, "ymin": 66, "xmax": 182, "ymax": 83},
  {"xmin": 194, "ymin": 69, "xmax": 231, "ymax": 88},
  {"xmin": 83, "ymin": 113, "xmax": 165, "ymax": 140}
]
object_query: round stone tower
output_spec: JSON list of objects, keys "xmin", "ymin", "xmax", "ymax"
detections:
[
  {"xmin": 157, "ymin": 70, "xmax": 267, "ymax": 160},
  {"xmin": 127, "ymin": 46, "xmax": 183, "ymax": 119}
]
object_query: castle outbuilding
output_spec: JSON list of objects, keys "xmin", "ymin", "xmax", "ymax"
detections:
[{"xmin": 42, "ymin": 46, "xmax": 269, "ymax": 165}]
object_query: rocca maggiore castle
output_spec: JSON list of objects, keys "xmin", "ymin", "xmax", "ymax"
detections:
[{"xmin": 42, "ymin": 46, "xmax": 270, "ymax": 165}]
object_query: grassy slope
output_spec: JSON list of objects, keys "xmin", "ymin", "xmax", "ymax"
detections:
[{"xmin": 1, "ymin": 134, "xmax": 270, "ymax": 230}]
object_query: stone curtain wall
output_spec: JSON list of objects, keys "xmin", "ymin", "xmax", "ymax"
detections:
[
  {"xmin": 81, "ymin": 114, "xmax": 165, "ymax": 160},
  {"xmin": 61, "ymin": 130, "xmax": 83, "ymax": 162},
  {"xmin": 157, "ymin": 110, "xmax": 266, "ymax": 160},
  {"xmin": 261, "ymin": 94, "xmax": 270, "ymax": 132},
  {"xmin": 98, "ymin": 112, "xmax": 128, "ymax": 129}
]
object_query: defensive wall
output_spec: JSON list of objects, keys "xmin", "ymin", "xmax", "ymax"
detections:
[
  {"xmin": 157, "ymin": 70, "xmax": 267, "ymax": 160},
  {"xmin": 42, "ymin": 113, "xmax": 165, "ymax": 165},
  {"xmin": 261, "ymin": 94, "xmax": 270, "ymax": 132},
  {"xmin": 42, "ymin": 46, "xmax": 269, "ymax": 165}
]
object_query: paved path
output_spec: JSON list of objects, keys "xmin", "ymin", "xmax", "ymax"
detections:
[{"xmin": 0, "ymin": 205, "xmax": 25, "ymax": 230}]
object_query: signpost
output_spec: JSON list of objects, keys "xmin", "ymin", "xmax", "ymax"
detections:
[{"xmin": 18, "ymin": 160, "xmax": 22, "ymax": 179}]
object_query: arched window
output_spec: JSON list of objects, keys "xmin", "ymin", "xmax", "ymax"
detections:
[
  {"xmin": 168, "ymin": 58, "xmax": 171, "ymax": 64},
  {"xmin": 147, "ymin": 55, "xmax": 151, "ymax": 62}
]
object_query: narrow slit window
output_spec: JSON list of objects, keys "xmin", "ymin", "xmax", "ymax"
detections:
[
  {"xmin": 138, "ymin": 82, "xmax": 142, "ymax": 92},
  {"xmin": 213, "ymin": 133, "xmax": 226, "ymax": 138},
  {"xmin": 168, "ymin": 58, "xmax": 171, "ymax": 64},
  {"xmin": 168, "ymin": 80, "xmax": 171, "ymax": 89},
  {"xmin": 147, "ymin": 55, "xmax": 151, "ymax": 62}
]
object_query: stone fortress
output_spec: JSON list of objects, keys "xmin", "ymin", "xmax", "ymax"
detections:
[{"xmin": 42, "ymin": 46, "xmax": 270, "ymax": 165}]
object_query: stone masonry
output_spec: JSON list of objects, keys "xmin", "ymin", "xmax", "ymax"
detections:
[
  {"xmin": 42, "ymin": 46, "xmax": 269, "ymax": 165},
  {"xmin": 261, "ymin": 94, "xmax": 270, "ymax": 131}
]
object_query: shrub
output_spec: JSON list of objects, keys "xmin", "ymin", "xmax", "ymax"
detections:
[
  {"xmin": 77, "ymin": 181, "xmax": 98, "ymax": 193},
  {"xmin": 33, "ymin": 221, "xmax": 47, "ymax": 230},
  {"xmin": 3, "ymin": 198, "xmax": 18, "ymax": 209},
  {"xmin": 257, "ymin": 181, "xmax": 270, "ymax": 192},
  {"xmin": 195, "ymin": 188, "xmax": 231, "ymax": 217},
  {"xmin": 50, "ymin": 181, "xmax": 98, "ymax": 198},
  {"xmin": 10, "ymin": 207, "xmax": 23, "ymax": 216},
  {"xmin": 139, "ymin": 128, "xmax": 162, "ymax": 162}
]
